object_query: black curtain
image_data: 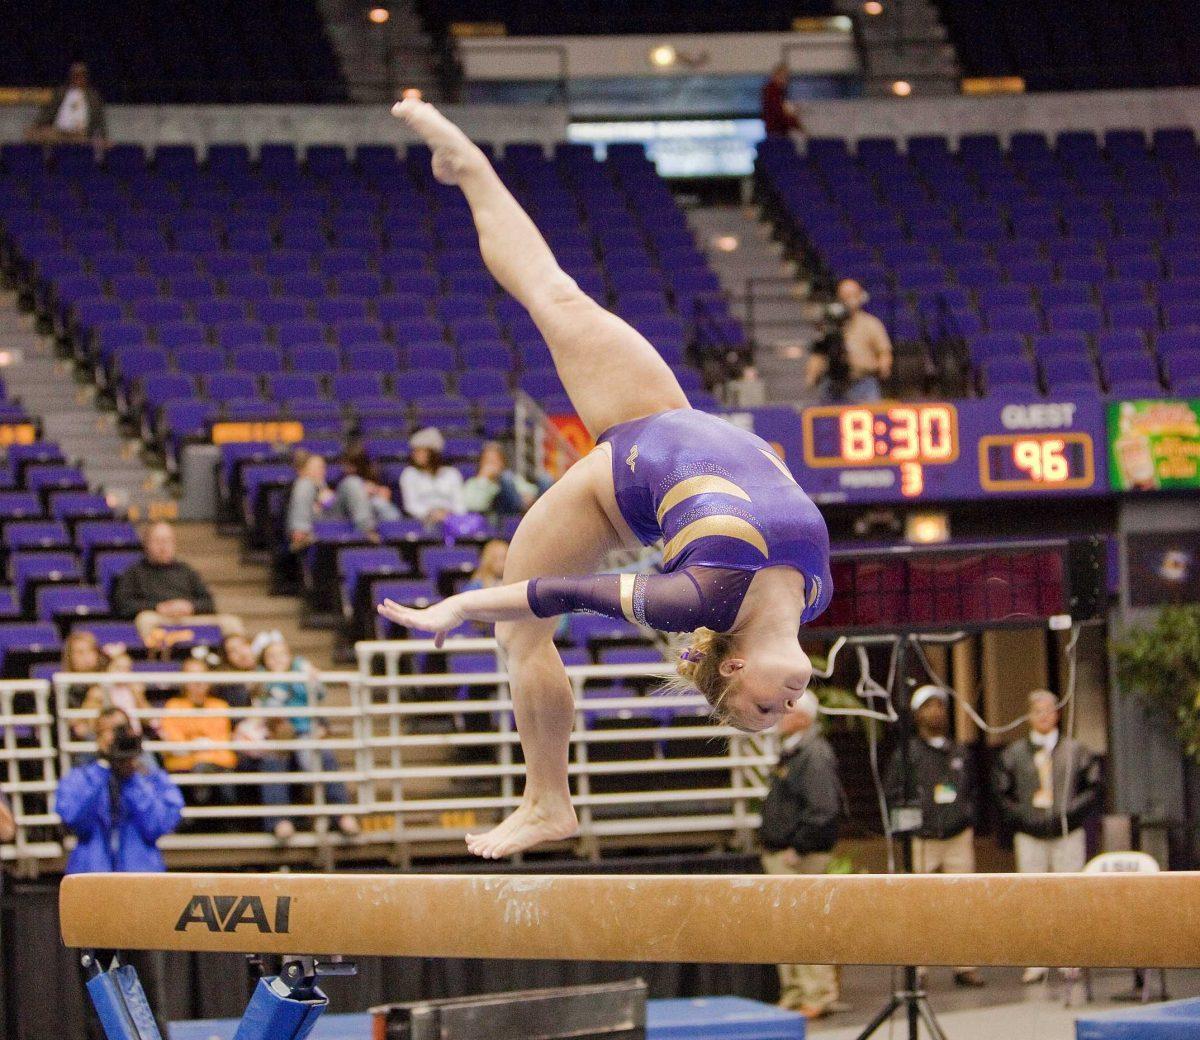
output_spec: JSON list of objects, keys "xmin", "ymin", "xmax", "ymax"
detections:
[{"xmin": 4, "ymin": 854, "xmax": 777, "ymax": 1040}]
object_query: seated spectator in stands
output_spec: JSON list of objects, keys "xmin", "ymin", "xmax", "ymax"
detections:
[
  {"xmin": 806, "ymin": 280, "xmax": 892, "ymax": 404},
  {"xmin": 60, "ymin": 629, "xmax": 103, "ymax": 713},
  {"xmin": 463, "ymin": 442, "xmax": 544, "ymax": 520},
  {"xmin": 399, "ymin": 427, "xmax": 466, "ymax": 526},
  {"xmin": 217, "ymin": 633, "xmax": 258, "ymax": 709},
  {"xmin": 287, "ymin": 446, "xmax": 400, "ymax": 549},
  {"xmin": 255, "ymin": 636, "xmax": 358, "ymax": 841},
  {"xmin": 78, "ymin": 644, "xmax": 153, "ymax": 740},
  {"xmin": 159, "ymin": 658, "xmax": 237, "ymax": 820},
  {"xmin": 463, "ymin": 538, "xmax": 508, "ymax": 594},
  {"xmin": 112, "ymin": 521, "xmax": 245, "ymax": 642},
  {"xmin": 761, "ymin": 63, "xmax": 804, "ymax": 137},
  {"xmin": 55, "ymin": 706, "xmax": 179, "ymax": 1040},
  {"xmin": 25, "ymin": 62, "xmax": 108, "ymax": 148}
]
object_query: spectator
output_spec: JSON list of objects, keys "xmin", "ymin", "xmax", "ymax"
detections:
[
  {"xmin": 78, "ymin": 645, "xmax": 153, "ymax": 740},
  {"xmin": 399, "ymin": 427, "xmax": 466, "ymax": 526},
  {"xmin": 759, "ymin": 695, "xmax": 843, "ymax": 1019},
  {"xmin": 56, "ymin": 706, "xmax": 181, "ymax": 1040},
  {"xmin": 159, "ymin": 659, "xmax": 237, "ymax": 820},
  {"xmin": 60, "ymin": 629, "xmax": 103, "ymax": 712},
  {"xmin": 111, "ymin": 521, "xmax": 245, "ymax": 642},
  {"xmin": 463, "ymin": 538, "xmax": 508, "ymax": 593},
  {"xmin": 25, "ymin": 62, "xmax": 108, "ymax": 148},
  {"xmin": 0, "ymin": 789, "xmax": 14, "ymax": 843},
  {"xmin": 217, "ymin": 633, "xmax": 257, "ymax": 709},
  {"xmin": 286, "ymin": 446, "xmax": 400, "ymax": 549},
  {"xmin": 761, "ymin": 63, "xmax": 803, "ymax": 137},
  {"xmin": 994, "ymin": 690, "xmax": 1102, "ymax": 984},
  {"xmin": 256, "ymin": 637, "xmax": 359, "ymax": 841},
  {"xmin": 463, "ymin": 442, "xmax": 544, "ymax": 520},
  {"xmin": 884, "ymin": 686, "xmax": 985, "ymax": 988},
  {"xmin": 806, "ymin": 279, "xmax": 892, "ymax": 404}
]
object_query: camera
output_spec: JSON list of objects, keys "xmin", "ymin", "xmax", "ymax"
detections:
[
  {"xmin": 821, "ymin": 300, "xmax": 849, "ymax": 324},
  {"xmin": 109, "ymin": 725, "xmax": 143, "ymax": 763}
]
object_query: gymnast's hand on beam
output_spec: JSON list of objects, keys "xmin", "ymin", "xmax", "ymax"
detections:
[{"xmin": 377, "ymin": 597, "xmax": 465, "ymax": 647}]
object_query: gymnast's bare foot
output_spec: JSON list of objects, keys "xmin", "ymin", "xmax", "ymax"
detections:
[
  {"xmin": 466, "ymin": 792, "xmax": 579, "ymax": 859},
  {"xmin": 391, "ymin": 97, "xmax": 486, "ymax": 186}
]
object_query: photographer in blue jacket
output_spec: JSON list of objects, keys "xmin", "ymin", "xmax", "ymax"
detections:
[{"xmin": 56, "ymin": 705, "xmax": 182, "ymax": 1040}]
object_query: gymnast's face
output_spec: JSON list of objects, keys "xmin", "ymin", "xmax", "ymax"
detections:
[{"xmin": 719, "ymin": 643, "xmax": 813, "ymax": 732}]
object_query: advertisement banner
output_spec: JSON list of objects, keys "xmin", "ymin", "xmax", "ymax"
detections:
[{"xmin": 1107, "ymin": 399, "xmax": 1200, "ymax": 491}]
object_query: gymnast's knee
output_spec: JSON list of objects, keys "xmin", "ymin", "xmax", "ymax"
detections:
[{"xmin": 495, "ymin": 618, "xmax": 557, "ymax": 663}]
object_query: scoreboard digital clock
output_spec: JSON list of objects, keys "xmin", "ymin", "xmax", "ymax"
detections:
[{"xmin": 722, "ymin": 398, "xmax": 1110, "ymax": 505}]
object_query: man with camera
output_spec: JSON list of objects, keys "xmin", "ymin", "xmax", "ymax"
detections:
[
  {"xmin": 806, "ymin": 278, "xmax": 892, "ymax": 404},
  {"xmin": 56, "ymin": 707, "xmax": 182, "ymax": 1039}
]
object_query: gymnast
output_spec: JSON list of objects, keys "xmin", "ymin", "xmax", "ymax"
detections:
[{"xmin": 379, "ymin": 100, "xmax": 833, "ymax": 859}]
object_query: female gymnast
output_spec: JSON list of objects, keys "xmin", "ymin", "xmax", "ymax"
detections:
[{"xmin": 379, "ymin": 100, "xmax": 832, "ymax": 858}]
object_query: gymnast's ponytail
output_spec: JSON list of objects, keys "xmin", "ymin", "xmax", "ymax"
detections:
[{"xmin": 662, "ymin": 627, "xmax": 740, "ymax": 721}]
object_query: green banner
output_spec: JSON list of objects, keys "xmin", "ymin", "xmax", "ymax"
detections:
[{"xmin": 1107, "ymin": 399, "xmax": 1200, "ymax": 491}]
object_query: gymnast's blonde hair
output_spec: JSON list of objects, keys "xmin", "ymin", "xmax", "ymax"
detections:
[{"xmin": 661, "ymin": 627, "xmax": 741, "ymax": 723}]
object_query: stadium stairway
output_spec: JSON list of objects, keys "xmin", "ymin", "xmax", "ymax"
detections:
[
  {"xmin": 0, "ymin": 290, "xmax": 335, "ymax": 668},
  {"xmin": 686, "ymin": 204, "xmax": 818, "ymax": 404},
  {"xmin": 175, "ymin": 522, "xmax": 337, "ymax": 669},
  {"xmin": 317, "ymin": 0, "xmax": 444, "ymax": 102},
  {"xmin": 836, "ymin": 0, "xmax": 960, "ymax": 97},
  {"xmin": 0, "ymin": 288, "xmax": 171, "ymax": 519}
]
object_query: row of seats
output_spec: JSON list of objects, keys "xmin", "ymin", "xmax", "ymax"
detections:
[
  {"xmin": 757, "ymin": 128, "xmax": 1200, "ymax": 398},
  {"xmin": 5, "ymin": 141, "xmax": 737, "ymax": 466}
]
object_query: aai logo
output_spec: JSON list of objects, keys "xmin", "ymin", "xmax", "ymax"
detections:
[{"xmin": 174, "ymin": 895, "xmax": 292, "ymax": 934}]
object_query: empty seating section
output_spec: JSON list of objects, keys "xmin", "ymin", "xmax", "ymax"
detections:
[
  {"xmin": 756, "ymin": 130, "xmax": 1200, "ymax": 399},
  {"xmin": 0, "ymin": 396, "xmax": 146, "ymax": 675},
  {"xmin": 4, "ymin": 138, "xmax": 724, "ymax": 482},
  {"xmin": 0, "ymin": 1, "xmax": 345, "ymax": 103},
  {"xmin": 0, "ymin": 140, "xmax": 737, "ymax": 651}
]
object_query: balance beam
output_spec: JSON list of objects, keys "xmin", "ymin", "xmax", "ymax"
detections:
[{"xmin": 59, "ymin": 871, "xmax": 1200, "ymax": 968}]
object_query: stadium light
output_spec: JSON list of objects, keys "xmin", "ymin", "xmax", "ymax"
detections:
[
  {"xmin": 650, "ymin": 45, "xmax": 678, "ymax": 68},
  {"xmin": 369, "ymin": 7, "xmax": 390, "ymax": 24},
  {"xmin": 713, "ymin": 235, "xmax": 739, "ymax": 252},
  {"xmin": 891, "ymin": 79, "xmax": 913, "ymax": 96},
  {"xmin": 863, "ymin": 1, "xmax": 884, "ymax": 14},
  {"xmin": 905, "ymin": 511, "xmax": 950, "ymax": 544}
]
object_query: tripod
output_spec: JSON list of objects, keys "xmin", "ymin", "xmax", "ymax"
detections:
[{"xmin": 853, "ymin": 633, "xmax": 954, "ymax": 1040}]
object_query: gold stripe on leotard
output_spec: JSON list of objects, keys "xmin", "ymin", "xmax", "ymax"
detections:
[
  {"xmin": 655, "ymin": 475, "xmax": 752, "ymax": 525},
  {"xmin": 618, "ymin": 573, "xmax": 637, "ymax": 623},
  {"xmin": 758, "ymin": 447, "xmax": 797, "ymax": 483},
  {"xmin": 661, "ymin": 514, "xmax": 769, "ymax": 564}
]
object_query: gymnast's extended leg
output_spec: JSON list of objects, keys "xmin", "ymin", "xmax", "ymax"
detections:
[{"xmin": 393, "ymin": 98, "xmax": 690, "ymax": 438}]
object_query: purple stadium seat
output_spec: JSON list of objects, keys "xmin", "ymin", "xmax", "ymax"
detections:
[
  {"xmin": 36, "ymin": 584, "xmax": 109, "ymax": 624},
  {"xmin": 986, "ymin": 306, "xmax": 1042, "ymax": 335},
  {"xmin": 1104, "ymin": 352, "xmax": 1161, "ymax": 388},
  {"xmin": 1046, "ymin": 305, "xmax": 1102, "ymax": 335},
  {"xmin": 1107, "ymin": 301, "xmax": 1159, "ymax": 331},
  {"xmin": 289, "ymin": 345, "xmax": 340, "ymax": 374},
  {"xmin": 0, "ymin": 622, "xmax": 63, "ymax": 676},
  {"xmin": 48, "ymin": 492, "xmax": 113, "ymax": 523},
  {"xmin": 1096, "ymin": 330, "xmax": 1148, "ymax": 357},
  {"xmin": 1042, "ymin": 355, "xmax": 1099, "ymax": 393},
  {"xmin": 0, "ymin": 493, "xmax": 44, "ymax": 522},
  {"xmin": 982, "ymin": 357, "xmax": 1038, "ymax": 393},
  {"xmin": 5, "ymin": 521, "xmax": 70, "ymax": 551}
]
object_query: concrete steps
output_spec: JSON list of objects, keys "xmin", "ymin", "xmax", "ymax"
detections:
[
  {"xmin": 174, "ymin": 523, "xmax": 337, "ymax": 669},
  {"xmin": 0, "ymin": 291, "xmax": 174, "ymax": 519},
  {"xmin": 317, "ymin": 0, "xmax": 444, "ymax": 103},
  {"xmin": 685, "ymin": 204, "xmax": 821, "ymax": 406},
  {"xmin": 835, "ymin": 0, "xmax": 960, "ymax": 97}
]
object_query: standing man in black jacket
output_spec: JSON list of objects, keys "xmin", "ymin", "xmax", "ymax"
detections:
[
  {"xmin": 112, "ymin": 522, "xmax": 244, "ymax": 643},
  {"xmin": 884, "ymin": 685, "xmax": 985, "ymax": 988},
  {"xmin": 994, "ymin": 689, "xmax": 1102, "ymax": 984},
  {"xmin": 759, "ymin": 693, "xmax": 842, "ymax": 1019}
]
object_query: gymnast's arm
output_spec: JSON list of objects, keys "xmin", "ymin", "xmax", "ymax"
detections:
[{"xmin": 376, "ymin": 567, "xmax": 752, "ymax": 643}]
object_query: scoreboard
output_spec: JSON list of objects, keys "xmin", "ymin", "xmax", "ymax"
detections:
[{"xmin": 727, "ymin": 398, "xmax": 1110, "ymax": 505}]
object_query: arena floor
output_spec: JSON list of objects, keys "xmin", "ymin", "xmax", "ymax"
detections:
[{"xmin": 813, "ymin": 966, "xmax": 1200, "ymax": 1039}]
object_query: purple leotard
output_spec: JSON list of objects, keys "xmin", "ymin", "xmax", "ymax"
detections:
[{"xmin": 527, "ymin": 409, "xmax": 832, "ymax": 633}]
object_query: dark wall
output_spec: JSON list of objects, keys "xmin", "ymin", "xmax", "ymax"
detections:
[
  {"xmin": 3, "ymin": 855, "xmax": 776, "ymax": 1040},
  {"xmin": 931, "ymin": 0, "xmax": 1200, "ymax": 90},
  {"xmin": 0, "ymin": 1, "xmax": 347, "ymax": 103}
]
